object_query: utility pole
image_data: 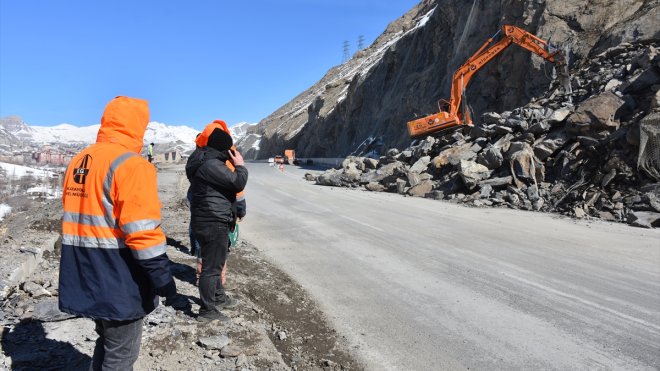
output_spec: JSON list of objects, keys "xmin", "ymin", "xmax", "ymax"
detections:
[
  {"xmin": 357, "ymin": 35, "xmax": 365, "ymax": 51},
  {"xmin": 343, "ymin": 40, "xmax": 350, "ymax": 63}
]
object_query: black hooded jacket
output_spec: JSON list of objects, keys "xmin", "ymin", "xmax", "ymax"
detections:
[{"xmin": 186, "ymin": 146, "xmax": 248, "ymax": 224}]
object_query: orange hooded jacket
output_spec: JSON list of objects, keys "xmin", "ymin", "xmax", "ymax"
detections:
[
  {"xmin": 59, "ymin": 96, "xmax": 174, "ymax": 320},
  {"xmin": 194, "ymin": 120, "xmax": 245, "ymax": 204}
]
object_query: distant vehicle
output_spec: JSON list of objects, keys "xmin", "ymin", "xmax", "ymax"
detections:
[
  {"xmin": 284, "ymin": 149, "xmax": 296, "ymax": 165},
  {"xmin": 274, "ymin": 155, "xmax": 285, "ymax": 164},
  {"xmin": 268, "ymin": 157, "xmax": 274, "ymax": 163}
]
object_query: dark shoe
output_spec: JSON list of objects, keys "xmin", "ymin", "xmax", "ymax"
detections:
[
  {"xmin": 197, "ymin": 310, "xmax": 230, "ymax": 323},
  {"xmin": 216, "ymin": 296, "xmax": 239, "ymax": 310}
]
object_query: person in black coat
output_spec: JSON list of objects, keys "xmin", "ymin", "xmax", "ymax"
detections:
[{"xmin": 186, "ymin": 123, "xmax": 248, "ymax": 322}]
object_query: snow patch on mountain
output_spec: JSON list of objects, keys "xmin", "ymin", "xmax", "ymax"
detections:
[
  {"xmin": 0, "ymin": 204, "xmax": 11, "ymax": 221},
  {"xmin": 28, "ymin": 121, "xmax": 201, "ymax": 146},
  {"xmin": 2, "ymin": 116, "xmax": 260, "ymax": 157},
  {"xmin": 30, "ymin": 124, "xmax": 100, "ymax": 143},
  {"xmin": 0, "ymin": 162, "xmax": 57, "ymax": 179},
  {"xmin": 229, "ymin": 122, "xmax": 256, "ymax": 141},
  {"xmin": 229, "ymin": 122, "xmax": 261, "ymax": 159},
  {"xmin": 143, "ymin": 122, "xmax": 200, "ymax": 145}
]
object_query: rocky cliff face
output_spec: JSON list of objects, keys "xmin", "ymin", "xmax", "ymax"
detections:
[
  {"xmin": 237, "ymin": 0, "xmax": 658, "ymax": 159},
  {"xmin": 312, "ymin": 40, "xmax": 660, "ymax": 227},
  {"xmin": 0, "ymin": 116, "xmax": 29, "ymax": 153}
]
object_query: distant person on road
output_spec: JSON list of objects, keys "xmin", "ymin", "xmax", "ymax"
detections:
[
  {"xmin": 186, "ymin": 120, "xmax": 248, "ymax": 322},
  {"xmin": 147, "ymin": 142, "xmax": 155, "ymax": 163},
  {"xmin": 59, "ymin": 96, "xmax": 184, "ymax": 370}
]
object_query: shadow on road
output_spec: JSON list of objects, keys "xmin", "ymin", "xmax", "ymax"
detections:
[
  {"xmin": 168, "ymin": 260, "xmax": 197, "ymax": 286},
  {"xmin": 166, "ymin": 236, "xmax": 190, "ymax": 255},
  {"xmin": 1, "ymin": 320, "xmax": 90, "ymax": 370}
]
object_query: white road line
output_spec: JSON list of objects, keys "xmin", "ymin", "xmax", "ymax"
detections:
[
  {"xmin": 340, "ymin": 215, "xmax": 385, "ymax": 232},
  {"xmin": 503, "ymin": 271, "xmax": 660, "ymax": 333}
]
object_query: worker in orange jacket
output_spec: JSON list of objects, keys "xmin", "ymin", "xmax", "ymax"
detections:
[{"xmin": 59, "ymin": 96, "xmax": 182, "ymax": 370}]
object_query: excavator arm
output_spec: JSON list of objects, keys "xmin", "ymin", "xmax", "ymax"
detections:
[{"xmin": 407, "ymin": 25, "xmax": 571, "ymax": 138}]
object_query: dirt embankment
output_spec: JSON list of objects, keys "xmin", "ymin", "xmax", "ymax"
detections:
[{"xmin": 0, "ymin": 163, "xmax": 360, "ymax": 370}]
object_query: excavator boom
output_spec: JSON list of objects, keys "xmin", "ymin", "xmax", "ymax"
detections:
[{"xmin": 407, "ymin": 25, "xmax": 570, "ymax": 138}]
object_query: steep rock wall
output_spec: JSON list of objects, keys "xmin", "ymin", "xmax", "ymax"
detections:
[{"xmin": 241, "ymin": 0, "xmax": 658, "ymax": 159}]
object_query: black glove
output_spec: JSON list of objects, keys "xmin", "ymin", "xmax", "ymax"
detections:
[
  {"xmin": 157, "ymin": 280, "xmax": 189, "ymax": 310},
  {"xmin": 155, "ymin": 279, "xmax": 177, "ymax": 298},
  {"xmin": 164, "ymin": 294, "xmax": 189, "ymax": 310}
]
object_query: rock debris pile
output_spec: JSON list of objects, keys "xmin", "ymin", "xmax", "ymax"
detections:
[{"xmin": 313, "ymin": 42, "xmax": 660, "ymax": 228}]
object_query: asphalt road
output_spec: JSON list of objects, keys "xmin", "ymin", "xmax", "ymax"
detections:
[{"xmin": 240, "ymin": 162, "xmax": 660, "ymax": 371}]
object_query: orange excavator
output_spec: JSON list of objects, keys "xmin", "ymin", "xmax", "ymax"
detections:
[{"xmin": 407, "ymin": 25, "xmax": 572, "ymax": 138}]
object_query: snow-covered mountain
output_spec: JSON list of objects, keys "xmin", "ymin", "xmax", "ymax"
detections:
[
  {"xmin": 230, "ymin": 122, "xmax": 261, "ymax": 160},
  {"xmin": 229, "ymin": 121, "xmax": 254, "ymax": 140},
  {"xmin": 0, "ymin": 116, "xmax": 263, "ymax": 158},
  {"xmin": 143, "ymin": 122, "xmax": 200, "ymax": 146},
  {"xmin": 1, "ymin": 116, "xmax": 202, "ymax": 152},
  {"xmin": 30, "ymin": 123, "xmax": 101, "ymax": 143},
  {"xmin": 27, "ymin": 121, "xmax": 200, "ymax": 146}
]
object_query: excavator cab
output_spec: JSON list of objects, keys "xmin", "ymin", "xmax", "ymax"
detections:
[
  {"xmin": 407, "ymin": 25, "xmax": 571, "ymax": 138},
  {"xmin": 407, "ymin": 104, "xmax": 458, "ymax": 136}
]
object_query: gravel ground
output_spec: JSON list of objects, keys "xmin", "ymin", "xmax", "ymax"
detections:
[{"xmin": 0, "ymin": 163, "xmax": 360, "ymax": 370}]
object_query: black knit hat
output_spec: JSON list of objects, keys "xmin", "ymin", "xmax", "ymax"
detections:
[{"xmin": 207, "ymin": 128, "xmax": 233, "ymax": 151}]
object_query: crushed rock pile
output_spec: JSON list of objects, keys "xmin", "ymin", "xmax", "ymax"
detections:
[{"xmin": 311, "ymin": 41, "xmax": 660, "ymax": 228}]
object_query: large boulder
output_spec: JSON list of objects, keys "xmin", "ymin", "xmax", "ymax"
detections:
[
  {"xmin": 533, "ymin": 130, "xmax": 569, "ymax": 160},
  {"xmin": 566, "ymin": 92, "xmax": 624, "ymax": 135},
  {"xmin": 476, "ymin": 145, "xmax": 504, "ymax": 169},
  {"xmin": 431, "ymin": 143, "xmax": 476, "ymax": 169},
  {"xmin": 407, "ymin": 180, "xmax": 434, "ymax": 197},
  {"xmin": 342, "ymin": 156, "xmax": 365, "ymax": 171},
  {"xmin": 365, "ymin": 182, "xmax": 386, "ymax": 192},
  {"xmin": 360, "ymin": 161, "xmax": 406, "ymax": 184},
  {"xmin": 343, "ymin": 164, "xmax": 363, "ymax": 183},
  {"xmin": 508, "ymin": 142, "xmax": 544, "ymax": 186},
  {"xmin": 459, "ymin": 160, "xmax": 492, "ymax": 190},
  {"xmin": 316, "ymin": 169, "xmax": 343, "ymax": 186},
  {"xmin": 409, "ymin": 155, "xmax": 431, "ymax": 173},
  {"xmin": 547, "ymin": 107, "xmax": 573, "ymax": 124},
  {"xmin": 363, "ymin": 157, "xmax": 379, "ymax": 169}
]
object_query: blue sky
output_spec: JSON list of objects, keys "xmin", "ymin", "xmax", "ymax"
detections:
[{"xmin": 0, "ymin": 0, "xmax": 419, "ymax": 130}]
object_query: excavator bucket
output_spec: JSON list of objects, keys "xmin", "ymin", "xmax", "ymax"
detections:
[{"xmin": 407, "ymin": 111, "xmax": 462, "ymax": 138}]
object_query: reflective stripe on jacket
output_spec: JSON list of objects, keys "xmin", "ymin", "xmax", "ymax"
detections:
[{"xmin": 59, "ymin": 96, "xmax": 172, "ymax": 321}]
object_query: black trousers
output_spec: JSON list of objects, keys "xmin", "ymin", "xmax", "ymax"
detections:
[{"xmin": 192, "ymin": 222, "xmax": 230, "ymax": 313}]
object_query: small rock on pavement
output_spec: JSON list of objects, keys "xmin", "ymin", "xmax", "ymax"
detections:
[
  {"xmin": 627, "ymin": 210, "xmax": 660, "ymax": 228},
  {"xmin": 32, "ymin": 300, "xmax": 75, "ymax": 322},
  {"xmin": 220, "ymin": 345, "xmax": 242, "ymax": 358},
  {"xmin": 322, "ymin": 359, "xmax": 337, "ymax": 367},
  {"xmin": 235, "ymin": 354, "xmax": 248, "ymax": 367},
  {"xmin": 304, "ymin": 173, "xmax": 317, "ymax": 181},
  {"xmin": 146, "ymin": 305, "xmax": 176, "ymax": 325},
  {"xmin": 199, "ymin": 334, "xmax": 230, "ymax": 350},
  {"xmin": 23, "ymin": 281, "xmax": 51, "ymax": 298}
]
